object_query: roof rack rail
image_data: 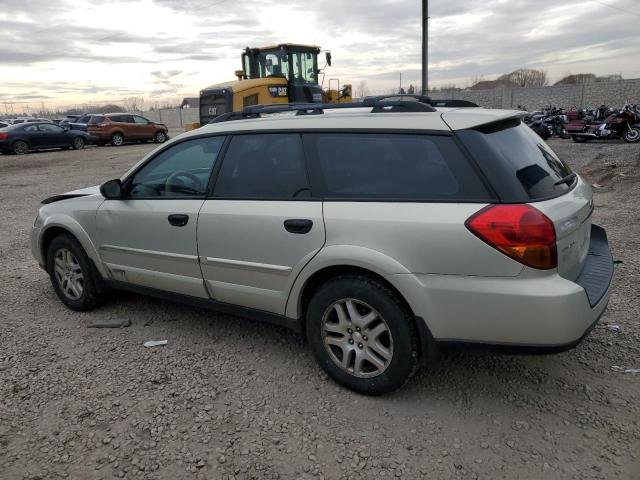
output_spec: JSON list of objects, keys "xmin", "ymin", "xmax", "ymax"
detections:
[
  {"xmin": 209, "ymin": 99, "xmax": 436, "ymax": 123},
  {"xmin": 363, "ymin": 94, "xmax": 480, "ymax": 108}
]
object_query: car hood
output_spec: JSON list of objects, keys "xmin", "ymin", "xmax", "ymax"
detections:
[{"xmin": 41, "ymin": 185, "xmax": 101, "ymax": 204}]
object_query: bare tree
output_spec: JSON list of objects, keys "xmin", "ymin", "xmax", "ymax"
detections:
[
  {"xmin": 504, "ymin": 69, "xmax": 548, "ymax": 87},
  {"xmin": 355, "ymin": 80, "xmax": 369, "ymax": 99},
  {"xmin": 123, "ymin": 96, "xmax": 145, "ymax": 113}
]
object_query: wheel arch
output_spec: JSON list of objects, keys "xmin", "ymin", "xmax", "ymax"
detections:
[
  {"xmin": 39, "ymin": 218, "xmax": 108, "ymax": 278},
  {"xmin": 291, "ymin": 262, "xmax": 438, "ymax": 365}
]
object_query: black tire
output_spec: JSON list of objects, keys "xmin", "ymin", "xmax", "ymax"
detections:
[
  {"xmin": 305, "ymin": 275, "xmax": 420, "ymax": 395},
  {"xmin": 559, "ymin": 128, "xmax": 571, "ymax": 140},
  {"xmin": 46, "ymin": 233, "xmax": 108, "ymax": 311},
  {"xmin": 111, "ymin": 132, "xmax": 124, "ymax": 146},
  {"xmin": 622, "ymin": 127, "xmax": 640, "ymax": 143},
  {"xmin": 12, "ymin": 140, "xmax": 29, "ymax": 155},
  {"xmin": 572, "ymin": 135, "xmax": 588, "ymax": 143},
  {"xmin": 72, "ymin": 136, "xmax": 85, "ymax": 150},
  {"xmin": 154, "ymin": 130, "xmax": 167, "ymax": 143}
]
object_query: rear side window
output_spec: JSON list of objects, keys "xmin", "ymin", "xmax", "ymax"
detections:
[
  {"xmin": 88, "ymin": 116, "xmax": 104, "ymax": 125},
  {"xmin": 304, "ymin": 133, "xmax": 491, "ymax": 200},
  {"xmin": 456, "ymin": 120, "xmax": 573, "ymax": 201},
  {"xmin": 213, "ymin": 134, "xmax": 310, "ymax": 198}
]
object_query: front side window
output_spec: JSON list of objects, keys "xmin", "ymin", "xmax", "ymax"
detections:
[
  {"xmin": 213, "ymin": 134, "xmax": 309, "ymax": 198},
  {"xmin": 128, "ymin": 136, "xmax": 225, "ymax": 198},
  {"xmin": 304, "ymin": 133, "xmax": 491, "ymax": 200},
  {"xmin": 133, "ymin": 115, "xmax": 149, "ymax": 124}
]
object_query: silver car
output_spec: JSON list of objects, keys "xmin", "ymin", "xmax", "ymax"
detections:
[{"xmin": 31, "ymin": 100, "xmax": 614, "ymax": 395}]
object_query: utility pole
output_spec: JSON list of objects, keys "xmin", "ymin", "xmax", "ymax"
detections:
[
  {"xmin": 421, "ymin": 0, "xmax": 429, "ymax": 95},
  {"xmin": 399, "ymin": 71, "xmax": 402, "ymax": 93}
]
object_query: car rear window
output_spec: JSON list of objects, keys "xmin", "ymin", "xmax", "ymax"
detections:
[
  {"xmin": 303, "ymin": 133, "xmax": 492, "ymax": 201},
  {"xmin": 456, "ymin": 119, "xmax": 574, "ymax": 201},
  {"xmin": 88, "ymin": 116, "xmax": 105, "ymax": 125}
]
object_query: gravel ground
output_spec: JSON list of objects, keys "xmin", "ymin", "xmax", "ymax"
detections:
[{"xmin": 0, "ymin": 136, "xmax": 639, "ymax": 480}]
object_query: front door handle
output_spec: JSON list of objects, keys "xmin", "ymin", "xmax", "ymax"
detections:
[
  {"xmin": 168, "ymin": 214, "xmax": 189, "ymax": 227},
  {"xmin": 284, "ymin": 219, "xmax": 313, "ymax": 234}
]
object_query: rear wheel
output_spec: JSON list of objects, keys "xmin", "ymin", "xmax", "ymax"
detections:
[
  {"xmin": 46, "ymin": 234, "xmax": 107, "ymax": 311},
  {"xmin": 305, "ymin": 275, "xmax": 420, "ymax": 395},
  {"xmin": 623, "ymin": 127, "xmax": 640, "ymax": 143},
  {"xmin": 154, "ymin": 131, "xmax": 167, "ymax": 143},
  {"xmin": 72, "ymin": 136, "xmax": 85, "ymax": 150},
  {"xmin": 559, "ymin": 128, "xmax": 571, "ymax": 139},
  {"xmin": 111, "ymin": 132, "xmax": 124, "ymax": 146},
  {"xmin": 12, "ymin": 140, "xmax": 29, "ymax": 155}
]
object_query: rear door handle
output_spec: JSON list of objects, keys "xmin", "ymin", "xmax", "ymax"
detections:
[
  {"xmin": 168, "ymin": 214, "xmax": 189, "ymax": 227},
  {"xmin": 284, "ymin": 219, "xmax": 313, "ymax": 234}
]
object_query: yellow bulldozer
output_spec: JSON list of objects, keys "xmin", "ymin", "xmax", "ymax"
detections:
[{"xmin": 198, "ymin": 44, "xmax": 352, "ymax": 125}]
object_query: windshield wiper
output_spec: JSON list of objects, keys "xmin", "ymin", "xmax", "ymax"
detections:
[{"xmin": 554, "ymin": 172, "xmax": 577, "ymax": 186}]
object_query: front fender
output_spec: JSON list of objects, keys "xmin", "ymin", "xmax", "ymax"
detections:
[
  {"xmin": 38, "ymin": 207, "xmax": 107, "ymax": 277},
  {"xmin": 285, "ymin": 244, "xmax": 412, "ymax": 319}
]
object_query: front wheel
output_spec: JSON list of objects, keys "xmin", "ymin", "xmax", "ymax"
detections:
[
  {"xmin": 46, "ymin": 234, "xmax": 108, "ymax": 311},
  {"xmin": 558, "ymin": 128, "xmax": 571, "ymax": 139},
  {"xmin": 154, "ymin": 131, "xmax": 167, "ymax": 143},
  {"xmin": 305, "ymin": 275, "xmax": 420, "ymax": 395},
  {"xmin": 572, "ymin": 135, "xmax": 588, "ymax": 143},
  {"xmin": 72, "ymin": 136, "xmax": 85, "ymax": 150},
  {"xmin": 623, "ymin": 127, "xmax": 640, "ymax": 143}
]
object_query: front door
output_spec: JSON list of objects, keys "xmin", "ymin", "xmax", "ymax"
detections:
[
  {"xmin": 132, "ymin": 115, "xmax": 156, "ymax": 139},
  {"xmin": 37, "ymin": 123, "xmax": 68, "ymax": 147},
  {"xmin": 95, "ymin": 135, "xmax": 226, "ymax": 297},
  {"xmin": 198, "ymin": 133, "xmax": 325, "ymax": 314}
]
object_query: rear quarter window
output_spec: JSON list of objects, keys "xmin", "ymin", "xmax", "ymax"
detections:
[
  {"xmin": 303, "ymin": 133, "xmax": 492, "ymax": 201},
  {"xmin": 456, "ymin": 119, "xmax": 573, "ymax": 201}
]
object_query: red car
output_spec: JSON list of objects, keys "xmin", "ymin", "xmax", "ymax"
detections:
[{"xmin": 87, "ymin": 113, "xmax": 169, "ymax": 146}]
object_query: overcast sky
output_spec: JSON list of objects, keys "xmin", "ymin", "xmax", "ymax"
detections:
[{"xmin": 1, "ymin": 0, "xmax": 639, "ymax": 109}]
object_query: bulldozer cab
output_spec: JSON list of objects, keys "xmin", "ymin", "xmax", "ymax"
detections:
[
  {"xmin": 199, "ymin": 43, "xmax": 350, "ymax": 125},
  {"xmin": 242, "ymin": 44, "xmax": 320, "ymax": 84}
]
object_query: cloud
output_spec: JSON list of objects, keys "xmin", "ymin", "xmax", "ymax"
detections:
[{"xmin": 0, "ymin": 0, "xmax": 638, "ymax": 106}]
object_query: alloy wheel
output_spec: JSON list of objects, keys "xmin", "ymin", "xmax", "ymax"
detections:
[
  {"xmin": 112, "ymin": 134, "xmax": 124, "ymax": 146},
  {"xmin": 155, "ymin": 131, "xmax": 166, "ymax": 143},
  {"xmin": 53, "ymin": 248, "xmax": 84, "ymax": 300},
  {"xmin": 73, "ymin": 137, "xmax": 84, "ymax": 150},
  {"xmin": 321, "ymin": 298, "xmax": 394, "ymax": 378}
]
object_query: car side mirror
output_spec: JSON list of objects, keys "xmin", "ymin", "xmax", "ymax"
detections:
[{"xmin": 100, "ymin": 179, "xmax": 123, "ymax": 199}]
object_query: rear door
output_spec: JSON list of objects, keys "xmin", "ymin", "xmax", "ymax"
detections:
[
  {"xmin": 197, "ymin": 133, "xmax": 325, "ymax": 314},
  {"xmin": 455, "ymin": 120, "xmax": 592, "ymax": 280},
  {"xmin": 96, "ymin": 135, "xmax": 226, "ymax": 297}
]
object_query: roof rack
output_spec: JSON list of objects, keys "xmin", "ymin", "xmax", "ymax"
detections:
[
  {"xmin": 210, "ymin": 98, "xmax": 436, "ymax": 123},
  {"xmin": 363, "ymin": 94, "xmax": 479, "ymax": 108}
]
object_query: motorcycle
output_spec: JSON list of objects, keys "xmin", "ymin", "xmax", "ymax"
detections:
[{"xmin": 567, "ymin": 104, "xmax": 640, "ymax": 143}]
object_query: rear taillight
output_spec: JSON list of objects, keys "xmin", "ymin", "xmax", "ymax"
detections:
[
  {"xmin": 0, "ymin": 133, "xmax": 8, "ymax": 140},
  {"xmin": 465, "ymin": 204, "xmax": 557, "ymax": 270}
]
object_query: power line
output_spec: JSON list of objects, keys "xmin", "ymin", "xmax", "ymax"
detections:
[{"xmin": 590, "ymin": 0, "xmax": 640, "ymax": 18}]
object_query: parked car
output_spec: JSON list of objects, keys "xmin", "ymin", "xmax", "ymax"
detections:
[
  {"xmin": 0, "ymin": 121, "xmax": 9, "ymax": 129},
  {"xmin": 68, "ymin": 114, "xmax": 103, "ymax": 132},
  {"xmin": 86, "ymin": 113, "xmax": 168, "ymax": 146},
  {"xmin": 58, "ymin": 115, "xmax": 82, "ymax": 127},
  {"xmin": 30, "ymin": 101, "xmax": 613, "ymax": 395},
  {"xmin": 12, "ymin": 117, "xmax": 53, "ymax": 124},
  {"xmin": 0, "ymin": 122, "xmax": 94, "ymax": 154}
]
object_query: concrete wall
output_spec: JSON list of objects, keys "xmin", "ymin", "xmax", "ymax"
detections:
[
  {"xmin": 141, "ymin": 108, "xmax": 199, "ymax": 128},
  {"xmin": 430, "ymin": 78, "xmax": 640, "ymax": 110}
]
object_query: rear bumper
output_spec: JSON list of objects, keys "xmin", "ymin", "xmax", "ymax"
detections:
[{"xmin": 391, "ymin": 224, "xmax": 614, "ymax": 348}]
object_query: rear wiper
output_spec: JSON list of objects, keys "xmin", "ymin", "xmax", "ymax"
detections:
[{"xmin": 554, "ymin": 172, "xmax": 577, "ymax": 186}]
